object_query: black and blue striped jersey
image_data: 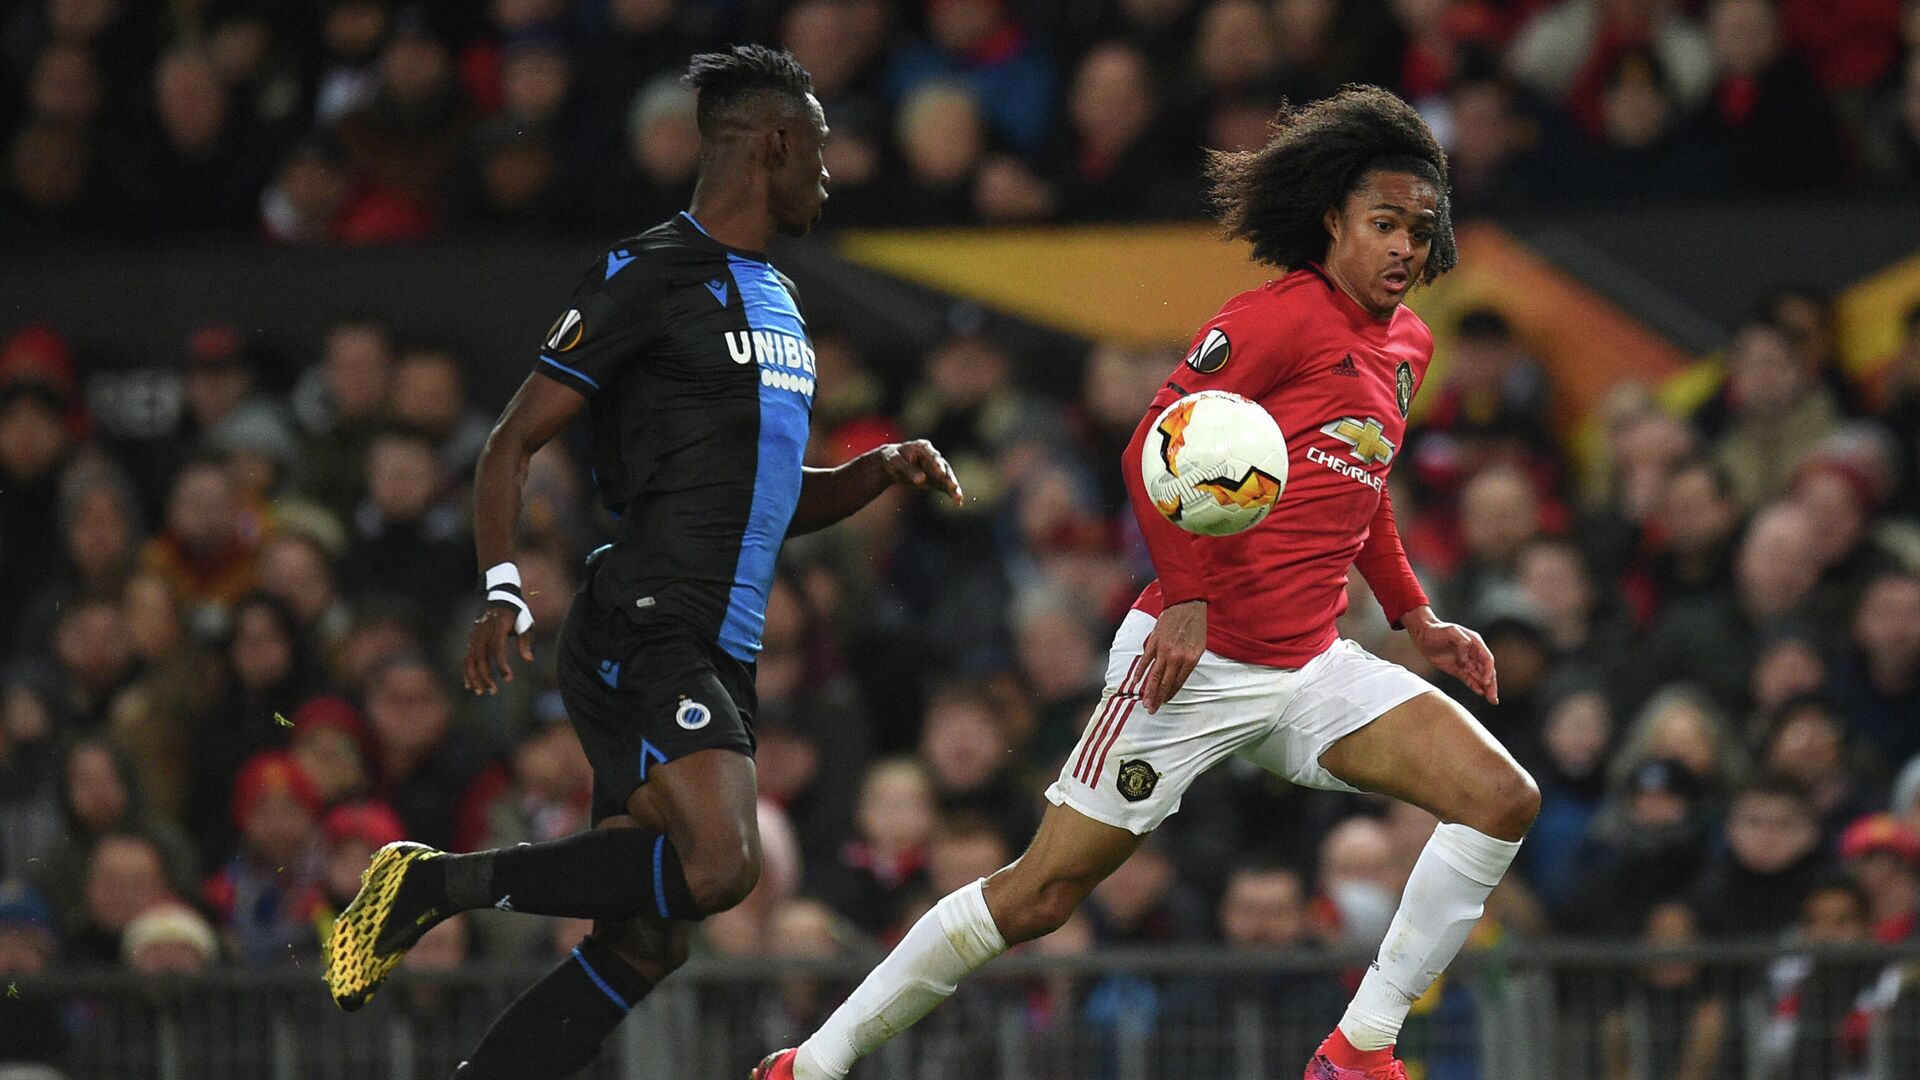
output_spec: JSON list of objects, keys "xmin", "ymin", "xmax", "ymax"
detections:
[{"xmin": 533, "ymin": 211, "xmax": 815, "ymax": 663}]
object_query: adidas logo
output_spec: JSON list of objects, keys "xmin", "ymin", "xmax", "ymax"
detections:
[
  {"xmin": 494, "ymin": 895, "xmax": 515, "ymax": 912},
  {"xmin": 1329, "ymin": 354, "xmax": 1359, "ymax": 377}
]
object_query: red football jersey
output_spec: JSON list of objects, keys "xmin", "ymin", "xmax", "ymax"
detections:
[{"xmin": 1127, "ymin": 266, "xmax": 1432, "ymax": 667}]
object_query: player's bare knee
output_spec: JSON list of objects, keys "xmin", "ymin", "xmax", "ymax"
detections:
[
  {"xmin": 1484, "ymin": 765, "xmax": 1539, "ymax": 841},
  {"xmin": 996, "ymin": 875, "xmax": 1087, "ymax": 944}
]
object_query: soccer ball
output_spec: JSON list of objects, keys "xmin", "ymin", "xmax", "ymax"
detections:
[{"xmin": 1140, "ymin": 390, "xmax": 1289, "ymax": 536}]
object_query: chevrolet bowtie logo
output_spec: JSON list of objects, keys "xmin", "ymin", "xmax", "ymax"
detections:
[{"xmin": 1321, "ymin": 417, "xmax": 1395, "ymax": 466}]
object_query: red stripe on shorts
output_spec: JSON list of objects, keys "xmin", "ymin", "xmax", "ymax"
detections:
[
  {"xmin": 1089, "ymin": 697, "xmax": 1138, "ymax": 784},
  {"xmin": 1073, "ymin": 694, "xmax": 1120, "ymax": 784},
  {"xmin": 1075, "ymin": 656, "xmax": 1138, "ymax": 784}
]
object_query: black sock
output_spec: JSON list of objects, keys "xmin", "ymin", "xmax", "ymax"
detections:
[
  {"xmin": 452, "ymin": 937, "xmax": 653, "ymax": 1080},
  {"xmin": 428, "ymin": 829, "xmax": 701, "ymax": 922}
]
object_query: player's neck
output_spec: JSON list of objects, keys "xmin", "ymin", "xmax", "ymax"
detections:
[
  {"xmin": 686, "ymin": 185, "xmax": 773, "ymax": 254},
  {"xmin": 1321, "ymin": 262, "xmax": 1396, "ymax": 323}
]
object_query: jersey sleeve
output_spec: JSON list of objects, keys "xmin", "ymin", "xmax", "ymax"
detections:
[
  {"xmin": 1160, "ymin": 290, "xmax": 1303, "ymax": 400},
  {"xmin": 1353, "ymin": 484, "xmax": 1430, "ymax": 627},
  {"xmin": 530, "ymin": 247, "xmax": 667, "ymax": 397},
  {"xmin": 775, "ymin": 269, "xmax": 807, "ymax": 321}
]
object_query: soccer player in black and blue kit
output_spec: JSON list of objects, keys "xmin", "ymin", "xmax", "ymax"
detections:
[{"xmin": 322, "ymin": 46, "xmax": 961, "ymax": 1078}]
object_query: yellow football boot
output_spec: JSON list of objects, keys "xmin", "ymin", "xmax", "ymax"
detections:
[{"xmin": 323, "ymin": 841, "xmax": 445, "ymax": 1011}]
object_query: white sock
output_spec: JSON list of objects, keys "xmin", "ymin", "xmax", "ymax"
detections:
[
  {"xmin": 1338, "ymin": 822, "xmax": 1520, "ymax": 1052},
  {"xmin": 794, "ymin": 878, "xmax": 1008, "ymax": 1080}
]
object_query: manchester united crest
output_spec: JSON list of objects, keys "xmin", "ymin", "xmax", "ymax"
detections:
[
  {"xmin": 1116, "ymin": 759, "xmax": 1159, "ymax": 802},
  {"xmin": 1395, "ymin": 360, "xmax": 1414, "ymax": 418}
]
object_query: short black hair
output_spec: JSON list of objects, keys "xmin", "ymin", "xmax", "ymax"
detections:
[
  {"xmin": 1205, "ymin": 85, "xmax": 1456, "ymax": 281},
  {"xmin": 684, "ymin": 45, "xmax": 814, "ymax": 140},
  {"xmin": 1761, "ymin": 692, "xmax": 1842, "ymax": 751},
  {"xmin": 1802, "ymin": 870, "xmax": 1869, "ymax": 918}
]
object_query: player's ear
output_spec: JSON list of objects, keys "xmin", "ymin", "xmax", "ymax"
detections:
[
  {"xmin": 1323, "ymin": 204, "xmax": 1341, "ymax": 243},
  {"xmin": 765, "ymin": 127, "xmax": 789, "ymax": 170}
]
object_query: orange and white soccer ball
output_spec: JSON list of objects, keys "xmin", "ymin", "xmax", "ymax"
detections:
[{"xmin": 1141, "ymin": 390, "xmax": 1288, "ymax": 536}]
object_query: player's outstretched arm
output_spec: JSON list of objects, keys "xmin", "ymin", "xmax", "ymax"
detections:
[
  {"xmin": 463, "ymin": 375, "xmax": 587, "ymax": 696},
  {"xmin": 786, "ymin": 439, "xmax": 962, "ymax": 536},
  {"xmin": 1121, "ymin": 399, "xmax": 1212, "ymax": 712}
]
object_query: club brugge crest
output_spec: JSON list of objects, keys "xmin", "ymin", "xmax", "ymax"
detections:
[
  {"xmin": 1395, "ymin": 360, "xmax": 1414, "ymax": 418},
  {"xmin": 1116, "ymin": 759, "xmax": 1159, "ymax": 802},
  {"xmin": 675, "ymin": 698, "xmax": 711, "ymax": 730}
]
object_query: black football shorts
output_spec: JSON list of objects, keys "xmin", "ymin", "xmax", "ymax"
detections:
[{"xmin": 555, "ymin": 582, "xmax": 757, "ymax": 824}]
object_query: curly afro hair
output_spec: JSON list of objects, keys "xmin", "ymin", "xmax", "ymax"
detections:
[{"xmin": 1206, "ymin": 86, "xmax": 1457, "ymax": 282}]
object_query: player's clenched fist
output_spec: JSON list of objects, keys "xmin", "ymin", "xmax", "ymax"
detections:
[{"xmin": 1140, "ymin": 599, "xmax": 1207, "ymax": 712}]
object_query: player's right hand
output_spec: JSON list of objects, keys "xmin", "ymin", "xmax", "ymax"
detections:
[
  {"xmin": 463, "ymin": 605, "xmax": 534, "ymax": 696},
  {"xmin": 1140, "ymin": 600, "xmax": 1206, "ymax": 713}
]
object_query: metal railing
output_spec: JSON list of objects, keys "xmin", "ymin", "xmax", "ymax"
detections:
[{"xmin": 12, "ymin": 942, "xmax": 1920, "ymax": 1080}]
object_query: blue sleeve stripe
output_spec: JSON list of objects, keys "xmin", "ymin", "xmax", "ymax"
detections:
[
  {"xmin": 571, "ymin": 947, "xmax": 631, "ymax": 1012},
  {"xmin": 539, "ymin": 355, "xmax": 600, "ymax": 392},
  {"xmin": 652, "ymin": 835, "xmax": 671, "ymax": 920}
]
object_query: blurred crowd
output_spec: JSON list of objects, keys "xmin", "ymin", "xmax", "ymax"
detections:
[
  {"xmin": 5, "ymin": 0, "xmax": 1920, "ymax": 1076},
  {"xmin": 3, "ymin": 263, "xmax": 1920, "ymax": 1073},
  {"xmin": 5, "ymin": 0, "xmax": 1920, "ymax": 241}
]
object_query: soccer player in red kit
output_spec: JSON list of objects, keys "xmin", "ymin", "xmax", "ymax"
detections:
[{"xmin": 753, "ymin": 88, "xmax": 1537, "ymax": 1080}]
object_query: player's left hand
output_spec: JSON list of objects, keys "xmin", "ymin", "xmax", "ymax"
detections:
[
  {"xmin": 463, "ymin": 606, "xmax": 533, "ymax": 697},
  {"xmin": 881, "ymin": 440, "xmax": 964, "ymax": 505},
  {"xmin": 1403, "ymin": 606, "xmax": 1499, "ymax": 705}
]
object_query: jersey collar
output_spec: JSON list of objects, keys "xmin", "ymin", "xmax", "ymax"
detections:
[{"xmin": 676, "ymin": 211, "xmax": 771, "ymax": 263}]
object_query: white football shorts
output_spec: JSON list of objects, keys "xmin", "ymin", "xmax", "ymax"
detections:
[{"xmin": 1044, "ymin": 609, "xmax": 1435, "ymax": 834}]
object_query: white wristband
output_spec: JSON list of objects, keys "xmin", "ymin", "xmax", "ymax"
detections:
[{"xmin": 482, "ymin": 562, "xmax": 534, "ymax": 635}]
